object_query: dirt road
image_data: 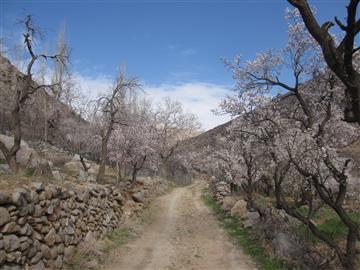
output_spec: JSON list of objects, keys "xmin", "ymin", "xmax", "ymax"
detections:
[{"xmin": 104, "ymin": 180, "xmax": 257, "ymax": 270}]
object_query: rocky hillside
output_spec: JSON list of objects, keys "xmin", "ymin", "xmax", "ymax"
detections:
[
  {"xmin": 0, "ymin": 55, "xmax": 88, "ymax": 148},
  {"xmin": 179, "ymin": 121, "xmax": 232, "ymax": 152}
]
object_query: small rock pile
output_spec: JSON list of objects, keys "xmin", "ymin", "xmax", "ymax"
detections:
[
  {"xmin": 0, "ymin": 181, "xmax": 124, "ymax": 270},
  {"xmin": 209, "ymin": 176, "xmax": 231, "ymax": 202}
]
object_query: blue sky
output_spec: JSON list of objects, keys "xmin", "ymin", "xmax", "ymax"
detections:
[{"xmin": 0, "ymin": 0, "xmax": 348, "ymax": 130}]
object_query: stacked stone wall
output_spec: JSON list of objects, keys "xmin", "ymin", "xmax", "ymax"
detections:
[
  {"xmin": 0, "ymin": 182, "xmax": 124, "ymax": 270},
  {"xmin": 209, "ymin": 176, "xmax": 231, "ymax": 202}
]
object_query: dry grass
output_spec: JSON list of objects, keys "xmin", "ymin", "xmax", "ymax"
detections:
[
  {"xmin": 0, "ymin": 170, "xmax": 55, "ymax": 192},
  {"xmin": 66, "ymin": 207, "xmax": 153, "ymax": 270},
  {"xmin": 65, "ymin": 236, "xmax": 108, "ymax": 270}
]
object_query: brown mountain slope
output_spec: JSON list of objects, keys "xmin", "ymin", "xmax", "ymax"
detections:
[{"xmin": 0, "ymin": 55, "xmax": 88, "ymax": 148}]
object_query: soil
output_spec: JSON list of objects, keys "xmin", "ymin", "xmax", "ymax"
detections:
[{"xmin": 103, "ymin": 180, "xmax": 257, "ymax": 270}]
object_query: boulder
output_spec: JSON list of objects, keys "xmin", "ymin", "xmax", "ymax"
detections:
[
  {"xmin": 84, "ymin": 231, "xmax": 95, "ymax": 243},
  {"xmin": 64, "ymin": 245, "xmax": 76, "ymax": 260},
  {"xmin": 2, "ymin": 221, "xmax": 20, "ymax": 233},
  {"xmin": 72, "ymin": 154, "xmax": 81, "ymax": 162},
  {"xmin": 222, "ymin": 196, "xmax": 238, "ymax": 211},
  {"xmin": 230, "ymin": 199, "xmax": 248, "ymax": 218},
  {"xmin": 272, "ymin": 232, "xmax": 299, "ymax": 258},
  {"xmin": 0, "ymin": 191, "xmax": 10, "ymax": 204},
  {"xmin": 0, "ymin": 207, "xmax": 11, "ymax": 226},
  {"xmin": 1, "ymin": 263, "xmax": 22, "ymax": 270},
  {"xmin": 51, "ymin": 256, "xmax": 63, "ymax": 269},
  {"xmin": 6, "ymin": 251, "xmax": 21, "ymax": 263},
  {"xmin": 3, "ymin": 235, "xmax": 20, "ymax": 252},
  {"xmin": 29, "ymin": 260, "xmax": 45, "ymax": 270},
  {"xmin": 34, "ymin": 159, "xmax": 52, "ymax": 177},
  {"xmin": 243, "ymin": 211, "xmax": 261, "ymax": 228},
  {"xmin": 64, "ymin": 161, "xmax": 83, "ymax": 174},
  {"xmin": 11, "ymin": 192, "xmax": 27, "ymax": 206},
  {"xmin": 0, "ymin": 134, "xmax": 40, "ymax": 168},
  {"xmin": 31, "ymin": 182, "xmax": 45, "ymax": 192},
  {"xmin": 122, "ymin": 200, "xmax": 144, "ymax": 218},
  {"xmin": 0, "ymin": 250, "xmax": 5, "ymax": 264},
  {"xmin": 30, "ymin": 251, "xmax": 42, "ymax": 264},
  {"xmin": 51, "ymin": 170, "xmax": 62, "ymax": 181},
  {"xmin": 0, "ymin": 164, "xmax": 10, "ymax": 174},
  {"xmin": 14, "ymin": 187, "xmax": 31, "ymax": 202},
  {"xmin": 132, "ymin": 190, "xmax": 148, "ymax": 205},
  {"xmin": 44, "ymin": 228, "xmax": 57, "ymax": 246},
  {"xmin": 41, "ymin": 244, "xmax": 51, "ymax": 260}
]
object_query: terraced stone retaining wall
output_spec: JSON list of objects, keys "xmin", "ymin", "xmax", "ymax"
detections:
[{"xmin": 0, "ymin": 182, "xmax": 124, "ymax": 270}]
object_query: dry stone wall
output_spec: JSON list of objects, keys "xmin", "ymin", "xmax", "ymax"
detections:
[
  {"xmin": 209, "ymin": 176, "xmax": 231, "ymax": 202},
  {"xmin": 0, "ymin": 182, "xmax": 124, "ymax": 270}
]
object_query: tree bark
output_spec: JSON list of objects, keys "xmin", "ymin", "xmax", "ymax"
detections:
[
  {"xmin": 287, "ymin": 0, "xmax": 360, "ymax": 124},
  {"xmin": 79, "ymin": 155, "xmax": 89, "ymax": 172},
  {"xmin": 96, "ymin": 125, "xmax": 112, "ymax": 182},
  {"xmin": 131, "ymin": 166, "xmax": 138, "ymax": 183}
]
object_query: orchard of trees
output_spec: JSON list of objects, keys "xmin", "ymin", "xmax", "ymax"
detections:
[
  {"xmin": 0, "ymin": 15, "xmax": 201, "ymax": 184},
  {"xmin": 0, "ymin": 1, "xmax": 359, "ymax": 269},
  {"xmin": 202, "ymin": 2, "xmax": 360, "ymax": 269}
]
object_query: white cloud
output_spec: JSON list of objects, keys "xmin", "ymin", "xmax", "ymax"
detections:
[
  {"xmin": 74, "ymin": 72, "xmax": 232, "ymax": 131},
  {"xmin": 74, "ymin": 72, "xmax": 112, "ymax": 100},
  {"xmin": 4, "ymin": 49, "xmax": 230, "ymax": 131},
  {"xmin": 144, "ymin": 82, "xmax": 232, "ymax": 131}
]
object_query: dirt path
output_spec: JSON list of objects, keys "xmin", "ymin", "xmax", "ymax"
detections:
[{"xmin": 104, "ymin": 180, "xmax": 257, "ymax": 270}]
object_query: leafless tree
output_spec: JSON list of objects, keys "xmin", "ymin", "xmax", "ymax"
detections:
[
  {"xmin": 38, "ymin": 24, "xmax": 73, "ymax": 143},
  {"xmin": 95, "ymin": 68, "xmax": 141, "ymax": 182},
  {"xmin": 0, "ymin": 15, "xmax": 68, "ymax": 173}
]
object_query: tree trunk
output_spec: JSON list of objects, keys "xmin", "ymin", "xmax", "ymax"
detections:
[
  {"xmin": 277, "ymin": 172, "xmax": 359, "ymax": 269},
  {"xmin": 79, "ymin": 155, "xmax": 89, "ymax": 172},
  {"xmin": 344, "ymin": 84, "xmax": 360, "ymax": 124},
  {"xmin": 8, "ymin": 155, "xmax": 18, "ymax": 173},
  {"xmin": 6, "ymin": 98, "xmax": 22, "ymax": 174},
  {"xmin": 96, "ymin": 128, "xmax": 111, "ymax": 182},
  {"xmin": 132, "ymin": 165, "xmax": 138, "ymax": 183},
  {"xmin": 97, "ymin": 153, "xmax": 106, "ymax": 182},
  {"xmin": 287, "ymin": 0, "xmax": 360, "ymax": 124},
  {"xmin": 116, "ymin": 162, "xmax": 124, "ymax": 184},
  {"xmin": 342, "ymin": 219, "xmax": 358, "ymax": 270}
]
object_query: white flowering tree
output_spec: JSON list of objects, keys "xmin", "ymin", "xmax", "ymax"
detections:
[
  {"xmin": 208, "ymin": 130, "xmax": 270, "ymax": 217},
  {"xmin": 287, "ymin": 0, "xmax": 360, "ymax": 124},
  {"xmin": 95, "ymin": 68, "xmax": 141, "ymax": 182},
  {"xmin": 108, "ymin": 98, "xmax": 159, "ymax": 184},
  {"xmin": 60, "ymin": 99, "xmax": 101, "ymax": 172},
  {"xmin": 219, "ymin": 8, "xmax": 360, "ymax": 269},
  {"xmin": 154, "ymin": 97, "xmax": 201, "ymax": 163}
]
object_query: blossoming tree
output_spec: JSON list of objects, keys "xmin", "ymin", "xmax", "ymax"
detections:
[{"xmin": 219, "ymin": 8, "xmax": 360, "ymax": 269}]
